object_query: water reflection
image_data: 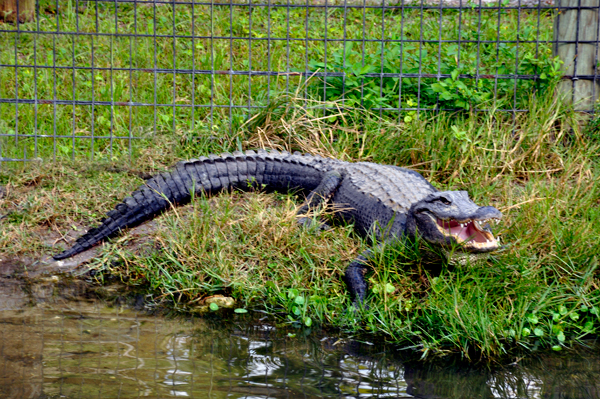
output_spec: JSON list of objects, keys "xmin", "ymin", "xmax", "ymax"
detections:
[{"xmin": 0, "ymin": 301, "xmax": 598, "ymax": 398}]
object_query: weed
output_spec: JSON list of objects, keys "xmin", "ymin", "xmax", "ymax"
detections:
[{"xmin": 308, "ymin": 9, "xmax": 561, "ymax": 113}]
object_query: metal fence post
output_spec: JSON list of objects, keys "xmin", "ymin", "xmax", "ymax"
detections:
[
  {"xmin": 0, "ymin": 0, "xmax": 34, "ymax": 22},
  {"xmin": 554, "ymin": 0, "xmax": 600, "ymax": 113}
]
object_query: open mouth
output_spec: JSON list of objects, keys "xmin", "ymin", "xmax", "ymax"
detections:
[{"xmin": 434, "ymin": 216, "xmax": 500, "ymax": 250}]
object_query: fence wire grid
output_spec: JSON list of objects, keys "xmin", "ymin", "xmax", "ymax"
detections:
[{"xmin": 0, "ymin": 0, "xmax": 598, "ymax": 163}]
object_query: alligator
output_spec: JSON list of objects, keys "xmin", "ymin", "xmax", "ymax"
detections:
[{"xmin": 52, "ymin": 149, "xmax": 502, "ymax": 304}]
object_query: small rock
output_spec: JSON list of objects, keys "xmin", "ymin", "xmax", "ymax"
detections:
[
  {"xmin": 204, "ymin": 295, "xmax": 236, "ymax": 308},
  {"xmin": 190, "ymin": 295, "xmax": 236, "ymax": 313}
]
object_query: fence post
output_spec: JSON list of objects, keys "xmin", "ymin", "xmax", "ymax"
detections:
[
  {"xmin": 0, "ymin": 0, "xmax": 35, "ymax": 22},
  {"xmin": 554, "ymin": 0, "xmax": 600, "ymax": 112}
]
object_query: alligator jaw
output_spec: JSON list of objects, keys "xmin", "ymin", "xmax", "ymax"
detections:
[{"xmin": 431, "ymin": 214, "xmax": 501, "ymax": 251}]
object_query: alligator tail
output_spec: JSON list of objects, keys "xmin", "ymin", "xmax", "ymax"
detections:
[{"xmin": 52, "ymin": 149, "xmax": 330, "ymax": 260}]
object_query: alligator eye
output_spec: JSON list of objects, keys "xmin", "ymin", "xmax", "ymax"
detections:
[{"xmin": 436, "ymin": 197, "xmax": 451, "ymax": 205}]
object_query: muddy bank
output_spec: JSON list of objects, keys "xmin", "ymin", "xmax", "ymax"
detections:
[
  {"xmin": 0, "ymin": 236, "xmax": 145, "ymax": 312},
  {"xmin": 0, "ymin": 216, "xmax": 162, "ymax": 293}
]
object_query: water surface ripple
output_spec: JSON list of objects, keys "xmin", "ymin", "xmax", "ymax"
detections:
[{"xmin": 0, "ymin": 301, "xmax": 598, "ymax": 398}]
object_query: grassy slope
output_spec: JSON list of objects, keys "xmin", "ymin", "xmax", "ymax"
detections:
[
  {"xmin": 3, "ymin": 89, "xmax": 597, "ymax": 363},
  {"xmin": 156, "ymin": 92, "xmax": 600, "ymax": 363}
]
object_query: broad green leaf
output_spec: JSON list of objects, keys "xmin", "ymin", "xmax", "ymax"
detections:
[
  {"xmin": 385, "ymin": 283, "xmax": 395, "ymax": 294},
  {"xmin": 559, "ymin": 305, "xmax": 568, "ymax": 316},
  {"xmin": 569, "ymin": 312, "xmax": 580, "ymax": 322},
  {"xmin": 451, "ymin": 69, "xmax": 459, "ymax": 81},
  {"xmin": 534, "ymin": 328, "xmax": 544, "ymax": 337}
]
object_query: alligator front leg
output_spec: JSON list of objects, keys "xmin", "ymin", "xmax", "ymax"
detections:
[
  {"xmin": 343, "ymin": 248, "xmax": 373, "ymax": 306},
  {"xmin": 296, "ymin": 170, "xmax": 343, "ymax": 229}
]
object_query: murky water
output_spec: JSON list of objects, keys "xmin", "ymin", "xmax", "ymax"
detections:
[{"xmin": 0, "ymin": 281, "xmax": 598, "ymax": 399}]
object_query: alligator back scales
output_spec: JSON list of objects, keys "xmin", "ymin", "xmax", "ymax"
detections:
[
  {"xmin": 53, "ymin": 149, "xmax": 502, "ymax": 304},
  {"xmin": 53, "ymin": 149, "xmax": 435, "ymax": 260}
]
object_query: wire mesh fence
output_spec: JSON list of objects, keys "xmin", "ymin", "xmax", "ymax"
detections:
[{"xmin": 0, "ymin": 0, "xmax": 597, "ymax": 163}]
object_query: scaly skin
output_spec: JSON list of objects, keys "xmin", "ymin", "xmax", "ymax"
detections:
[{"xmin": 52, "ymin": 149, "xmax": 502, "ymax": 304}]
